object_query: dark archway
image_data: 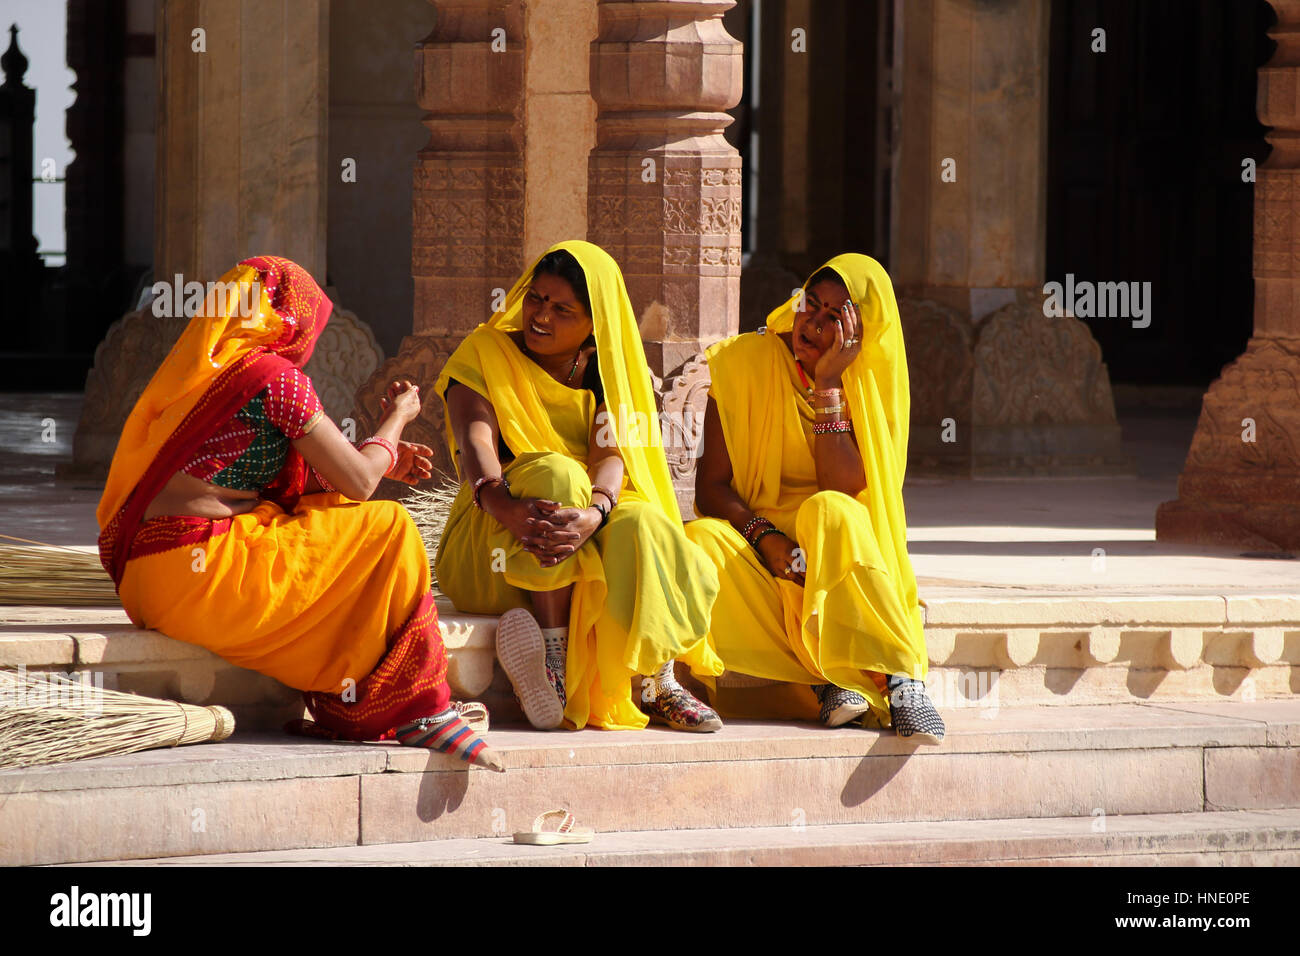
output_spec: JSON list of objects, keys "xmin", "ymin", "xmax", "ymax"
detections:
[{"xmin": 1046, "ymin": 0, "xmax": 1272, "ymax": 386}]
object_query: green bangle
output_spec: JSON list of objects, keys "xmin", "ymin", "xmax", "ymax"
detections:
[{"xmin": 751, "ymin": 527, "xmax": 783, "ymax": 551}]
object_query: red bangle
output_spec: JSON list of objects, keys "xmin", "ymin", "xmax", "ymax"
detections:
[
  {"xmin": 812, "ymin": 420, "xmax": 852, "ymax": 435},
  {"xmin": 741, "ymin": 515, "xmax": 774, "ymax": 543},
  {"xmin": 360, "ymin": 436, "xmax": 398, "ymax": 475},
  {"xmin": 473, "ymin": 475, "xmax": 511, "ymax": 509}
]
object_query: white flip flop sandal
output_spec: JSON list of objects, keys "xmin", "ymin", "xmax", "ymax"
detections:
[{"xmin": 513, "ymin": 809, "xmax": 594, "ymax": 846}]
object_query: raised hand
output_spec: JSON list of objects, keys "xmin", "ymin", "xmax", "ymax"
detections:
[
  {"xmin": 812, "ymin": 298, "xmax": 864, "ymax": 388},
  {"xmin": 386, "ymin": 439, "xmax": 434, "ymax": 485},
  {"xmin": 379, "ymin": 379, "xmax": 422, "ymax": 425}
]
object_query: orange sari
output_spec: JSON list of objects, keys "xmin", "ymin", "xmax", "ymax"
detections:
[{"xmin": 97, "ymin": 256, "xmax": 449, "ymax": 739}]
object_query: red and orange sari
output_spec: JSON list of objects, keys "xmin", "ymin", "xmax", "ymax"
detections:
[{"xmin": 96, "ymin": 255, "xmax": 449, "ymax": 740}]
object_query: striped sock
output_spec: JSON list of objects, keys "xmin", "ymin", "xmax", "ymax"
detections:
[{"xmin": 396, "ymin": 710, "xmax": 505, "ymax": 773}]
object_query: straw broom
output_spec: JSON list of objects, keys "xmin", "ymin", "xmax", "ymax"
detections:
[
  {"xmin": 0, "ymin": 534, "xmax": 120, "ymax": 607},
  {"xmin": 402, "ymin": 473, "xmax": 462, "ymax": 592},
  {"xmin": 0, "ymin": 669, "xmax": 234, "ymax": 770}
]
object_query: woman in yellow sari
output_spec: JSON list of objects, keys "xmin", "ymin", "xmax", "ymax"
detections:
[
  {"xmin": 687, "ymin": 253, "xmax": 944, "ymax": 742},
  {"xmin": 97, "ymin": 255, "xmax": 502, "ymax": 770},
  {"xmin": 435, "ymin": 239, "xmax": 724, "ymax": 732}
]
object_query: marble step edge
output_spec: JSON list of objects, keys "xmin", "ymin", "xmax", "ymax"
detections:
[
  {"xmin": 74, "ymin": 808, "xmax": 1300, "ymax": 868},
  {"xmin": 7, "ymin": 738, "xmax": 1296, "ymax": 864},
  {"xmin": 3, "ymin": 699, "xmax": 1299, "ymax": 796},
  {"xmin": 4, "ymin": 597, "xmax": 1300, "ymax": 688}
]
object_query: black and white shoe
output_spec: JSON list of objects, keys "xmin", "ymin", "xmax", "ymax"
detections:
[
  {"xmin": 812, "ymin": 683, "xmax": 873, "ymax": 728},
  {"xmin": 886, "ymin": 674, "xmax": 945, "ymax": 744}
]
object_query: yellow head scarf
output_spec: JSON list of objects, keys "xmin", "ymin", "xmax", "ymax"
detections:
[
  {"xmin": 435, "ymin": 239, "xmax": 678, "ymax": 522},
  {"xmin": 705, "ymin": 253, "xmax": 916, "ymax": 587},
  {"xmin": 763, "ymin": 253, "xmax": 911, "ymax": 475}
]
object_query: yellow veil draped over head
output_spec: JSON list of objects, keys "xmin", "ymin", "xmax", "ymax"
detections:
[
  {"xmin": 707, "ymin": 253, "xmax": 912, "ymax": 518},
  {"xmin": 435, "ymin": 238, "xmax": 678, "ymax": 522},
  {"xmin": 702, "ymin": 253, "xmax": 925, "ymax": 695},
  {"xmin": 435, "ymin": 240, "xmax": 723, "ymax": 729},
  {"xmin": 763, "ymin": 252, "xmax": 911, "ymax": 478}
]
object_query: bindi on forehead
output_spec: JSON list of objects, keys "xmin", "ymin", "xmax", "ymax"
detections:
[{"xmin": 808, "ymin": 281, "xmax": 849, "ymax": 307}]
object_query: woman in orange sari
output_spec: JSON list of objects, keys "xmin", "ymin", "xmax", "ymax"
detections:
[{"xmin": 97, "ymin": 255, "xmax": 502, "ymax": 771}]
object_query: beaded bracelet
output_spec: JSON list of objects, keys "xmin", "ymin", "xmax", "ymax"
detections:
[
  {"xmin": 812, "ymin": 420, "xmax": 853, "ymax": 435},
  {"xmin": 591, "ymin": 484, "xmax": 619, "ymax": 510},
  {"xmin": 741, "ymin": 515, "xmax": 774, "ymax": 543},
  {"xmin": 812, "ymin": 387, "xmax": 843, "ymax": 401},
  {"xmin": 472, "ymin": 475, "xmax": 511, "ymax": 510},
  {"xmin": 311, "ymin": 465, "xmax": 337, "ymax": 493},
  {"xmin": 359, "ymin": 436, "xmax": 398, "ymax": 475}
]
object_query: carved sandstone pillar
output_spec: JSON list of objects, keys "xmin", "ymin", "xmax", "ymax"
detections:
[
  {"xmin": 587, "ymin": 0, "xmax": 743, "ymax": 380},
  {"xmin": 354, "ymin": 0, "xmax": 526, "ymax": 479},
  {"xmin": 62, "ymin": 0, "xmax": 338, "ymax": 480},
  {"xmin": 893, "ymin": 0, "xmax": 1126, "ymax": 476},
  {"xmin": 587, "ymin": 0, "xmax": 743, "ymax": 513},
  {"xmin": 154, "ymin": 0, "xmax": 329, "ymax": 284},
  {"xmin": 1156, "ymin": 1, "xmax": 1300, "ymax": 550}
]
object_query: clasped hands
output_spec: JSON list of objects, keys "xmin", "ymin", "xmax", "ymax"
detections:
[{"xmin": 487, "ymin": 493, "xmax": 602, "ymax": 569}]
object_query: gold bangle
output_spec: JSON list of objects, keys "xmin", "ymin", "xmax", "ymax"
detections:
[{"xmin": 813, "ymin": 403, "xmax": 845, "ymax": 415}]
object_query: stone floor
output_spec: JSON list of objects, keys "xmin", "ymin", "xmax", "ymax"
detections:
[
  {"xmin": 2, "ymin": 391, "xmax": 1297, "ymax": 866},
  {"xmin": 2, "ymin": 392, "xmax": 1295, "ymax": 594}
]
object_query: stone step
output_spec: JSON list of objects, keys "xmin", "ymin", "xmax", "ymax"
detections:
[
  {"xmin": 4, "ymin": 593, "xmax": 1299, "ymax": 729},
  {"xmin": 3, "ymin": 700, "xmax": 1297, "ymax": 865},
  {"xmin": 74, "ymin": 808, "xmax": 1300, "ymax": 867}
]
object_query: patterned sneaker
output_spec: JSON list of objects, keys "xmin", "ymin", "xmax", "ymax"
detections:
[
  {"xmin": 812, "ymin": 683, "xmax": 873, "ymax": 727},
  {"xmin": 495, "ymin": 608, "xmax": 564, "ymax": 730},
  {"xmin": 640, "ymin": 668, "xmax": 723, "ymax": 733},
  {"xmin": 886, "ymin": 674, "xmax": 945, "ymax": 744}
]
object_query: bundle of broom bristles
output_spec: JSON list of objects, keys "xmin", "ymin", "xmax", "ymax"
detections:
[
  {"xmin": 0, "ymin": 669, "xmax": 235, "ymax": 771},
  {"xmin": 0, "ymin": 535, "xmax": 119, "ymax": 607},
  {"xmin": 401, "ymin": 473, "xmax": 462, "ymax": 591}
]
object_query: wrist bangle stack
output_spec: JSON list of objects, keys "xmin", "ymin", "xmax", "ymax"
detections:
[
  {"xmin": 740, "ymin": 515, "xmax": 772, "ymax": 542},
  {"xmin": 360, "ymin": 436, "xmax": 398, "ymax": 475},
  {"xmin": 473, "ymin": 475, "xmax": 511, "ymax": 509},
  {"xmin": 812, "ymin": 420, "xmax": 853, "ymax": 435}
]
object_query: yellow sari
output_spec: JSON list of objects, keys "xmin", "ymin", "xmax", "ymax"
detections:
[
  {"xmin": 684, "ymin": 253, "xmax": 927, "ymax": 724},
  {"xmin": 434, "ymin": 240, "xmax": 723, "ymax": 730}
]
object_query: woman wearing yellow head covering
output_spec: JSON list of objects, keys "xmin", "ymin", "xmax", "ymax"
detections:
[
  {"xmin": 435, "ymin": 240, "xmax": 724, "ymax": 732},
  {"xmin": 687, "ymin": 254, "xmax": 944, "ymax": 741}
]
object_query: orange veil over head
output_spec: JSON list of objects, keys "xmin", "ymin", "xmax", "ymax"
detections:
[{"xmin": 96, "ymin": 255, "xmax": 332, "ymax": 585}]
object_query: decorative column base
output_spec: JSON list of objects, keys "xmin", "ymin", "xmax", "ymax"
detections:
[
  {"xmin": 900, "ymin": 296, "xmax": 1130, "ymax": 478},
  {"xmin": 1155, "ymin": 337, "xmax": 1300, "ymax": 551}
]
